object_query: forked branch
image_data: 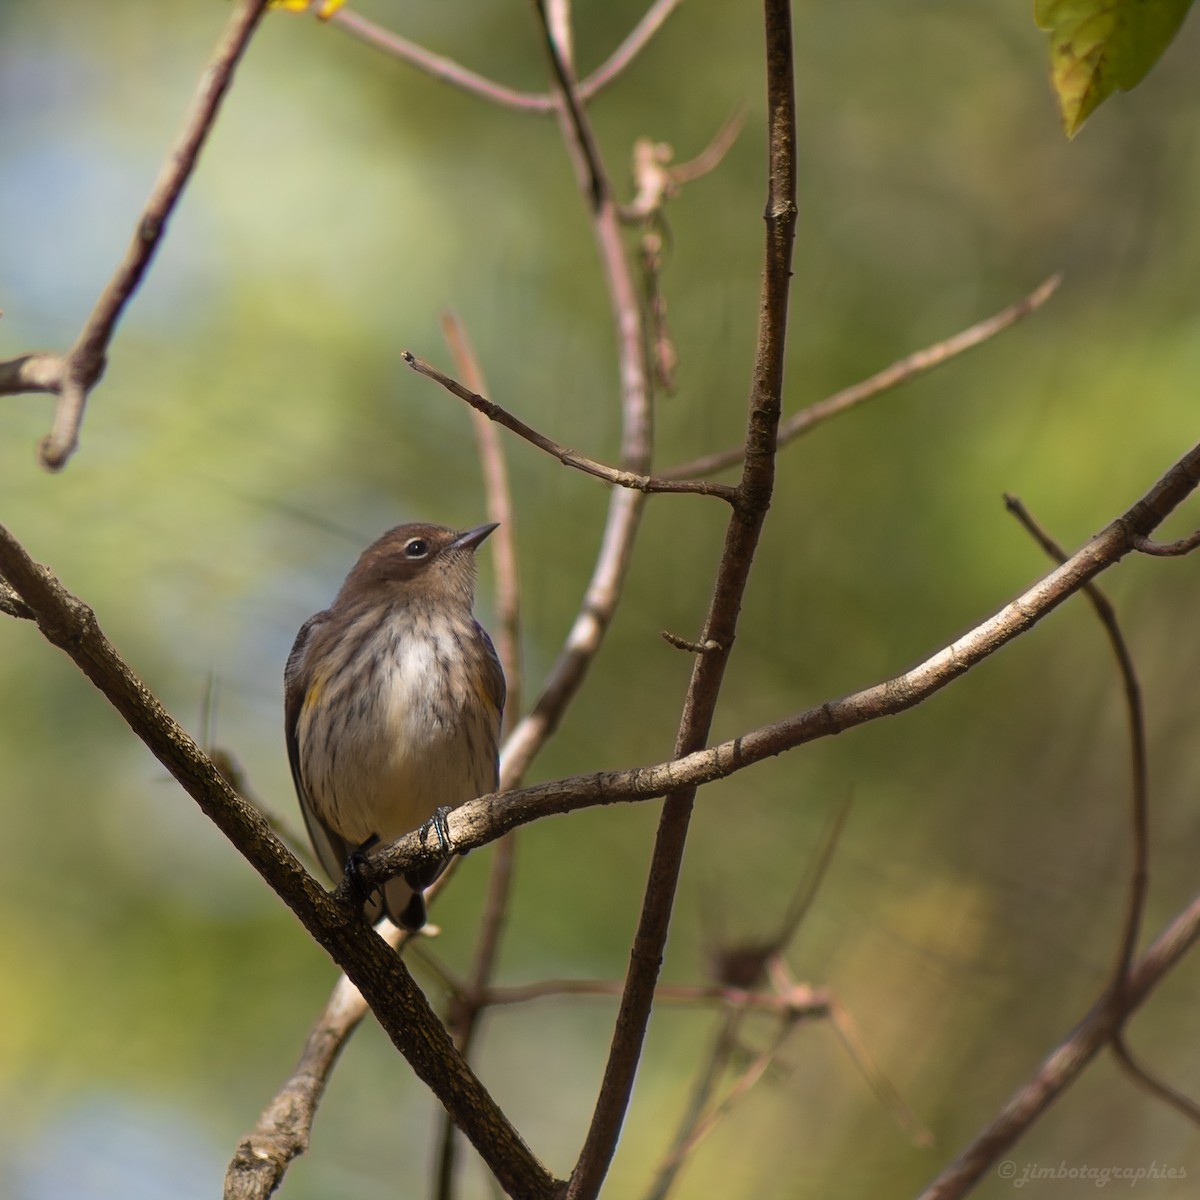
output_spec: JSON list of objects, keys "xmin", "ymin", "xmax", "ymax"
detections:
[{"xmin": 0, "ymin": 0, "xmax": 272, "ymax": 470}]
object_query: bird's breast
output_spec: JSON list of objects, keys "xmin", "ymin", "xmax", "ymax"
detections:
[{"xmin": 299, "ymin": 609, "xmax": 499, "ymax": 843}]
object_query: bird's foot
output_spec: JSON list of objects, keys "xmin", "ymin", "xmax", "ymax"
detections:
[
  {"xmin": 343, "ymin": 833, "xmax": 382, "ymax": 907},
  {"xmin": 416, "ymin": 806, "xmax": 455, "ymax": 861}
]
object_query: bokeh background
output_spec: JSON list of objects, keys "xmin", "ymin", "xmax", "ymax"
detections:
[{"xmin": 2, "ymin": 2, "xmax": 1199, "ymax": 1197}]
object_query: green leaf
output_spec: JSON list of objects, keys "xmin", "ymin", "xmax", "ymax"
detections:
[{"xmin": 1034, "ymin": 0, "xmax": 1194, "ymax": 136}]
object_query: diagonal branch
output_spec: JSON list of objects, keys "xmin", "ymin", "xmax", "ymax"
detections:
[
  {"xmin": 353, "ymin": 434, "xmax": 1200, "ymax": 888},
  {"xmin": 225, "ymin": 922, "xmax": 409, "ymax": 1200},
  {"xmin": 918, "ymin": 890, "xmax": 1200, "ymax": 1200},
  {"xmin": 1004, "ymin": 495, "xmax": 1148, "ymax": 996},
  {"xmin": 565, "ymin": 4, "xmax": 797, "ymax": 1196},
  {"xmin": 1, "ymin": 0, "xmax": 273, "ymax": 471},
  {"xmin": 1110, "ymin": 1033, "xmax": 1200, "ymax": 1127},
  {"xmin": 327, "ymin": 7, "xmax": 553, "ymax": 112},
  {"xmin": 576, "ymin": 0, "xmax": 683, "ymax": 101},
  {"xmin": 1131, "ymin": 528, "xmax": 1200, "ymax": 557},
  {"xmin": 403, "ymin": 352, "xmax": 733, "ymax": 500},
  {"xmin": 323, "ymin": 0, "xmax": 680, "ymax": 113},
  {"xmin": 662, "ymin": 274, "xmax": 1061, "ymax": 481},
  {"xmin": 0, "ymin": 523, "xmax": 558, "ymax": 1200},
  {"xmin": 435, "ymin": 310, "xmax": 525, "ymax": 1200}
]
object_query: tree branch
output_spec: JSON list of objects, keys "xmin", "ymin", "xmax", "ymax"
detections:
[
  {"xmin": 403, "ymin": 352, "xmax": 733, "ymax": 500},
  {"xmin": 1110, "ymin": 1033, "xmax": 1200, "ymax": 1128},
  {"xmin": 225, "ymin": 923, "xmax": 409, "ymax": 1200},
  {"xmin": 323, "ymin": 0, "xmax": 680, "ymax": 113},
  {"xmin": 662, "ymin": 274, "xmax": 1061, "ymax": 481},
  {"xmin": 327, "ymin": 7, "xmax": 554, "ymax": 112},
  {"xmin": 564, "ymin": 4, "xmax": 797, "ymax": 1195},
  {"xmin": 576, "ymin": 0, "xmax": 683, "ymax": 102},
  {"xmin": 16, "ymin": 0, "xmax": 272, "ymax": 470},
  {"xmin": 1004, "ymin": 495, "xmax": 1148, "ymax": 996},
  {"xmin": 0, "ymin": 351, "xmax": 68, "ymax": 396},
  {"xmin": 355, "ymin": 435, "xmax": 1200, "ymax": 888},
  {"xmin": 918, "ymin": 890, "xmax": 1200, "ymax": 1200},
  {"xmin": 1131, "ymin": 529, "xmax": 1200, "ymax": 557},
  {"xmin": 0, "ymin": 523, "xmax": 558, "ymax": 1200},
  {"xmin": 435, "ymin": 310, "xmax": 525, "ymax": 1200}
]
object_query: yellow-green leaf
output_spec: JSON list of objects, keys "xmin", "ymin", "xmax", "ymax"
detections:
[
  {"xmin": 268, "ymin": 0, "xmax": 346, "ymax": 18},
  {"xmin": 1035, "ymin": 0, "xmax": 1194, "ymax": 136}
]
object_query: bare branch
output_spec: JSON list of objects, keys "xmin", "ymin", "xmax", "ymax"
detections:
[
  {"xmin": 31, "ymin": 0, "xmax": 272, "ymax": 470},
  {"xmin": 576, "ymin": 0, "xmax": 683, "ymax": 102},
  {"xmin": 357, "ymin": 435, "xmax": 1200, "ymax": 887},
  {"xmin": 565, "ymin": 4, "xmax": 797, "ymax": 1195},
  {"xmin": 643, "ymin": 1011, "xmax": 747, "ymax": 1200},
  {"xmin": 1004, "ymin": 495, "xmax": 1148, "ymax": 995},
  {"xmin": 661, "ymin": 630, "xmax": 721, "ymax": 654},
  {"xmin": 483, "ymin": 976, "xmax": 829, "ymax": 1015},
  {"xmin": 0, "ymin": 351, "xmax": 67, "ymax": 396},
  {"xmin": 1131, "ymin": 529, "xmax": 1200, "ymax": 557},
  {"xmin": 670, "ymin": 108, "xmax": 747, "ymax": 185},
  {"xmin": 0, "ymin": 577, "xmax": 34, "ymax": 621},
  {"xmin": 225, "ymin": 923, "xmax": 408, "ymax": 1200},
  {"xmin": 0, "ymin": 522, "xmax": 558, "ymax": 1199},
  {"xmin": 436, "ymin": 309, "xmax": 525, "ymax": 1200},
  {"xmin": 533, "ymin": 0, "xmax": 608, "ymax": 211},
  {"xmin": 827, "ymin": 994, "xmax": 932, "ymax": 1146},
  {"xmin": 652, "ymin": 1014, "xmax": 799, "ymax": 1181},
  {"xmin": 440, "ymin": 312, "xmax": 524, "ymax": 723},
  {"xmin": 918, "ymin": 891, "xmax": 1200, "ymax": 1200},
  {"xmin": 622, "ymin": 111, "xmax": 747, "ymax": 223},
  {"xmin": 319, "ymin": 0, "xmax": 680, "ymax": 114},
  {"xmin": 663, "ymin": 274, "xmax": 1062, "ymax": 481},
  {"xmin": 1110, "ymin": 1033, "xmax": 1200, "ymax": 1128},
  {"xmin": 404, "ymin": 352, "xmax": 732, "ymax": 501},
  {"xmin": 327, "ymin": 7, "xmax": 554, "ymax": 112}
]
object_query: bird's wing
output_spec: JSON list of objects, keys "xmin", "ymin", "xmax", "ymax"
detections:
[
  {"xmin": 476, "ymin": 622, "xmax": 506, "ymax": 786},
  {"xmin": 284, "ymin": 611, "xmax": 349, "ymax": 884}
]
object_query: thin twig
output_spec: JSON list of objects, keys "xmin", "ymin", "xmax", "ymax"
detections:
[
  {"xmin": 565, "ymin": 4, "xmax": 797, "ymax": 1196},
  {"xmin": 642, "ymin": 1010, "xmax": 746, "ymax": 1200},
  {"xmin": 435, "ymin": 310, "xmax": 525, "ymax": 1200},
  {"xmin": 0, "ymin": 351, "xmax": 67, "ymax": 396},
  {"xmin": 576, "ymin": 0, "xmax": 683, "ymax": 101},
  {"xmin": 1131, "ymin": 529, "xmax": 1200, "ymax": 556},
  {"xmin": 403, "ymin": 352, "xmax": 733, "ymax": 501},
  {"xmin": 0, "ymin": 578, "xmax": 34, "ymax": 621},
  {"xmin": 31, "ymin": 0, "xmax": 272, "ymax": 470},
  {"xmin": 662, "ymin": 274, "xmax": 1062, "ymax": 481},
  {"xmin": 670, "ymin": 108, "xmax": 747, "ymax": 185},
  {"xmin": 654, "ymin": 1014, "xmax": 800, "ymax": 1180},
  {"xmin": 646, "ymin": 802, "xmax": 850, "ymax": 1200},
  {"xmin": 1003, "ymin": 495, "xmax": 1148, "ymax": 996},
  {"xmin": 772, "ymin": 796, "xmax": 851, "ymax": 955},
  {"xmin": 827, "ymin": 994, "xmax": 933, "ymax": 1145},
  {"xmin": 328, "ymin": 8, "xmax": 554, "ymax": 112},
  {"xmin": 225, "ymin": 923, "xmax": 408, "ymax": 1200},
  {"xmin": 1110, "ymin": 1033, "xmax": 1200, "ymax": 1127},
  {"xmin": 322, "ymin": 0, "xmax": 679, "ymax": 113},
  {"xmin": 533, "ymin": 0, "xmax": 608, "ymax": 211},
  {"xmin": 622, "ymin": 110, "xmax": 746, "ymax": 223},
  {"xmin": 356, "ymin": 435, "xmax": 1200, "ymax": 888},
  {"xmin": 0, "ymin": 523, "xmax": 559, "ymax": 1200},
  {"xmin": 482, "ymin": 975, "xmax": 828, "ymax": 1015},
  {"xmin": 919, "ymin": 891, "xmax": 1200, "ymax": 1200},
  {"xmin": 440, "ymin": 313, "xmax": 524, "ymax": 724}
]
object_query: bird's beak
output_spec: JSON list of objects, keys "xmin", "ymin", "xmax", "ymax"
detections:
[{"xmin": 450, "ymin": 522, "xmax": 499, "ymax": 553}]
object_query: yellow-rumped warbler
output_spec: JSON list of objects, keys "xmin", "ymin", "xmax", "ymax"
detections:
[{"xmin": 284, "ymin": 522, "xmax": 504, "ymax": 931}]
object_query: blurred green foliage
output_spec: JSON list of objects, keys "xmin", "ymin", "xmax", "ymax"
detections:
[{"xmin": 1, "ymin": 2, "xmax": 1199, "ymax": 1197}]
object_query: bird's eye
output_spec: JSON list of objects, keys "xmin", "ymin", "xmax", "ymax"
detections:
[{"xmin": 404, "ymin": 538, "xmax": 429, "ymax": 559}]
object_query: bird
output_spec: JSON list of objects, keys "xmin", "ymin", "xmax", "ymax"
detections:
[{"xmin": 284, "ymin": 522, "xmax": 504, "ymax": 930}]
